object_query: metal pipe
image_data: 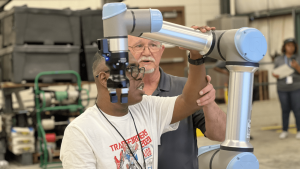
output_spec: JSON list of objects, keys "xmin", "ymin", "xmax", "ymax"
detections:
[
  {"xmin": 221, "ymin": 65, "xmax": 258, "ymax": 150},
  {"xmin": 141, "ymin": 21, "xmax": 214, "ymax": 55}
]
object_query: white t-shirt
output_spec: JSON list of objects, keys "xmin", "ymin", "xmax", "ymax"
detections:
[{"xmin": 60, "ymin": 95, "xmax": 179, "ymax": 169}]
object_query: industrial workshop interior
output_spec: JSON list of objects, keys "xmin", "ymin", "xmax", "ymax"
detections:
[{"xmin": 0, "ymin": 0, "xmax": 300, "ymax": 168}]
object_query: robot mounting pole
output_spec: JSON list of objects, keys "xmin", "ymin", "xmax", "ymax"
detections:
[{"xmin": 100, "ymin": 2, "xmax": 267, "ymax": 169}]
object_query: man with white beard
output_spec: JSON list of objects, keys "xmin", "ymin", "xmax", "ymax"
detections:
[{"xmin": 127, "ymin": 25, "xmax": 227, "ymax": 169}]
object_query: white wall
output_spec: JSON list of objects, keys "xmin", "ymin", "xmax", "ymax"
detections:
[
  {"xmin": 124, "ymin": 0, "xmax": 220, "ymax": 27},
  {"xmin": 236, "ymin": 0, "xmax": 300, "ymax": 14},
  {"xmin": 4, "ymin": 0, "xmax": 102, "ymax": 10}
]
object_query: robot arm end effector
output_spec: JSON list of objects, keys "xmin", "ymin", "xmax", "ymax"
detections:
[{"xmin": 98, "ymin": 3, "xmax": 163, "ymax": 103}]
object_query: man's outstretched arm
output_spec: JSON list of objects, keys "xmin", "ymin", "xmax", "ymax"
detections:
[{"xmin": 171, "ymin": 26, "xmax": 214, "ymax": 124}]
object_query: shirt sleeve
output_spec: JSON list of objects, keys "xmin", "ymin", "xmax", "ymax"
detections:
[
  {"xmin": 192, "ymin": 109, "xmax": 206, "ymax": 134},
  {"xmin": 144, "ymin": 96, "xmax": 180, "ymax": 140},
  {"xmin": 274, "ymin": 57, "xmax": 280, "ymax": 69},
  {"xmin": 60, "ymin": 125, "xmax": 96, "ymax": 169}
]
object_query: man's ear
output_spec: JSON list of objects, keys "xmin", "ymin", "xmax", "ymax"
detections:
[
  {"xmin": 98, "ymin": 72, "xmax": 108, "ymax": 87},
  {"xmin": 160, "ymin": 45, "xmax": 165, "ymax": 53}
]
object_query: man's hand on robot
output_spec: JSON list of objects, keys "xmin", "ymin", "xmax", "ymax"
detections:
[
  {"xmin": 191, "ymin": 25, "xmax": 216, "ymax": 33},
  {"xmin": 179, "ymin": 25, "xmax": 216, "ymax": 58},
  {"xmin": 196, "ymin": 75, "xmax": 215, "ymax": 107}
]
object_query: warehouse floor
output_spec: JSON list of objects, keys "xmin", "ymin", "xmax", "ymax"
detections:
[{"xmin": 7, "ymin": 98, "xmax": 300, "ymax": 169}]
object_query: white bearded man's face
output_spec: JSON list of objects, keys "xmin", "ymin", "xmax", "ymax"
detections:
[{"xmin": 128, "ymin": 35, "xmax": 165, "ymax": 74}]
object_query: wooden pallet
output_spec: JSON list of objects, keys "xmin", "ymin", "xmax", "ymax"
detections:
[
  {"xmin": 33, "ymin": 149, "xmax": 61, "ymax": 164},
  {"xmin": 257, "ymin": 70, "xmax": 269, "ymax": 100}
]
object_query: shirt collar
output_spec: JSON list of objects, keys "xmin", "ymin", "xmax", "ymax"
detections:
[{"xmin": 157, "ymin": 67, "xmax": 171, "ymax": 92}]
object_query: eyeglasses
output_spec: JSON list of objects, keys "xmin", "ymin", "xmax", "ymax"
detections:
[
  {"xmin": 95, "ymin": 67, "xmax": 145, "ymax": 80},
  {"xmin": 129, "ymin": 43, "xmax": 161, "ymax": 53},
  {"xmin": 126, "ymin": 66, "xmax": 145, "ymax": 79}
]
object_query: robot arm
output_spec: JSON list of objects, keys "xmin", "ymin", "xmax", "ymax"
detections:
[
  {"xmin": 99, "ymin": 3, "xmax": 267, "ymax": 169},
  {"xmin": 99, "ymin": 3, "xmax": 266, "ymax": 101}
]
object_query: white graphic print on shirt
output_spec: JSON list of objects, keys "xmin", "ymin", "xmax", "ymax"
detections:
[{"xmin": 111, "ymin": 129, "xmax": 153, "ymax": 169}]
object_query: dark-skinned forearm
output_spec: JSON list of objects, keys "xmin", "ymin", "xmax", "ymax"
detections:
[
  {"xmin": 181, "ymin": 62, "xmax": 207, "ymax": 111},
  {"xmin": 171, "ymin": 52, "xmax": 208, "ymax": 124},
  {"xmin": 171, "ymin": 63, "xmax": 207, "ymax": 124}
]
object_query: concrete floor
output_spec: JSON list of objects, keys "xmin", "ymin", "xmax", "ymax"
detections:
[{"xmin": 7, "ymin": 98, "xmax": 300, "ymax": 169}]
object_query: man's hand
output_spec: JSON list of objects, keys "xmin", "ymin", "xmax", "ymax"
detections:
[
  {"xmin": 272, "ymin": 73, "xmax": 279, "ymax": 79},
  {"xmin": 179, "ymin": 25, "xmax": 216, "ymax": 59},
  {"xmin": 291, "ymin": 60, "xmax": 299, "ymax": 69},
  {"xmin": 196, "ymin": 75, "xmax": 215, "ymax": 106}
]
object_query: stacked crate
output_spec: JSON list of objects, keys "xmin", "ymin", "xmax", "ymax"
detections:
[
  {"xmin": 0, "ymin": 6, "xmax": 81, "ymax": 83},
  {"xmin": 79, "ymin": 9, "xmax": 103, "ymax": 81},
  {"xmin": 0, "ymin": 138, "xmax": 5, "ymax": 160},
  {"xmin": 8, "ymin": 127, "xmax": 35, "ymax": 165}
]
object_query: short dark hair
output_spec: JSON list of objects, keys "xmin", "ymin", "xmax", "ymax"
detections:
[
  {"xmin": 92, "ymin": 51, "xmax": 105, "ymax": 79},
  {"xmin": 281, "ymin": 38, "xmax": 298, "ymax": 54}
]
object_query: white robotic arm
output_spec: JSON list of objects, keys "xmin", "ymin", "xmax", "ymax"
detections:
[{"xmin": 99, "ymin": 3, "xmax": 267, "ymax": 169}]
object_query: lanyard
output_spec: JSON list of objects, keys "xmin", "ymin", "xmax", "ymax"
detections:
[
  {"xmin": 96, "ymin": 104, "xmax": 146, "ymax": 169},
  {"xmin": 284, "ymin": 55, "xmax": 291, "ymax": 67}
]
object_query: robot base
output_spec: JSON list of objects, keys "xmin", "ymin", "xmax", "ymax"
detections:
[{"xmin": 198, "ymin": 145, "xmax": 259, "ymax": 169}]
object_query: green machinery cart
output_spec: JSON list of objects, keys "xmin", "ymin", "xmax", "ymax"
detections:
[{"xmin": 34, "ymin": 70, "xmax": 88, "ymax": 169}]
